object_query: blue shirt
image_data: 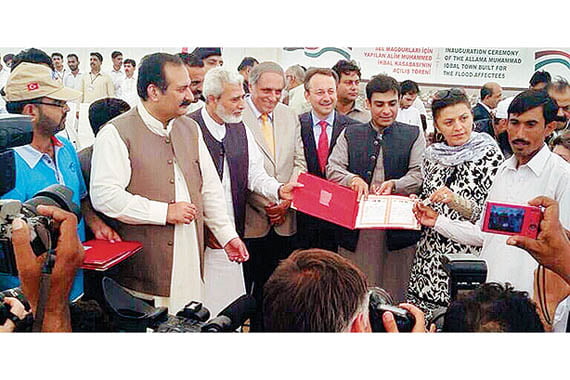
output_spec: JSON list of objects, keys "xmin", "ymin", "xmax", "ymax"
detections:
[
  {"xmin": 311, "ymin": 110, "xmax": 335, "ymax": 146},
  {"xmin": 1, "ymin": 136, "xmax": 86, "ymax": 300}
]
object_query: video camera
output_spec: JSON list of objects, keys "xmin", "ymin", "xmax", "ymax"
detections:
[
  {"xmin": 430, "ymin": 253, "xmax": 488, "ymax": 330},
  {"xmin": 0, "ymin": 184, "xmax": 81, "ymax": 275},
  {"xmin": 101, "ymin": 277, "xmax": 256, "ymax": 333},
  {"xmin": 0, "ymin": 114, "xmax": 34, "ymax": 197}
]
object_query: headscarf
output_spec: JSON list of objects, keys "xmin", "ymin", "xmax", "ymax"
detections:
[{"xmin": 424, "ymin": 131, "xmax": 499, "ymax": 167}]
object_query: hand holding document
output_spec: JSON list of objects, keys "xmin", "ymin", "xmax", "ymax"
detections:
[{"xmin": 292, "ymin": 173, "xmax": 419, "ymax": 230}]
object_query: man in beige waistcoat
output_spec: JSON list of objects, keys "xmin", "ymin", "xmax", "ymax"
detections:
[{"xmin": 90, "ymin": 52, "xmax": 248, "ymax": 313}]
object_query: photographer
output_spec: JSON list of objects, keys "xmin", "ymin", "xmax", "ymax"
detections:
[
  {"xmin": 1, "ymin": 60, "xmax": 120, "ymax": 299},
  {"xmin": 10, "ymin": 205, "xmax": 84, "ymax": 332},
  {"xmin": 263, "ymin": 248, "xmax": 427, "ymax": 332},
  {"xmin": 442, "ymin": 282, "xmax": 544, "ymax": 332}
]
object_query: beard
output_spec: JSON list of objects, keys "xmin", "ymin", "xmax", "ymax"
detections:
[
  {"xmin": 37, "ymin": 108, "xmax": 66, "ymax": 136},
  {"xmin": 216, "ymin": 103, "xmax": 242, "ymax": 124}
]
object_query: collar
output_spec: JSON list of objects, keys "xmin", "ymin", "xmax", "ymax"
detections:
[
  {"xmin": 201, "ymin": 107, "xmax": 226, "ymax": 141},
  {"xmin": 138, "ymin": 101, "xmax": 174, "ymax": 137},
  {"xmin": 246, "ymin": 95, "xmax": 273, "ymax": 121},
  {"xmin": 112, "ymin": 68, "xmax": 124, "ymax": 74},
  {"xmin": 311, "ymin": 110, "xmax": 335, "ymax": 128},
  {"xmin": 13, "ymin": 136, "xmax": 64, "ymax": 168},
  {"xmin": 504, "ymin": 144, "xmax": 551, "ymax": 176},
  {"xmin": 478, "ymin": 101, "xmax": 492, "ymax": 114}
]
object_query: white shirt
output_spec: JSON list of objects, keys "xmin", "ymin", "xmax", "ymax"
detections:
[
  {"xmin": 109, "ymin": 68, "xmax": 126, "ymax": 97},
  {"xmin": 396, "ymin": 106, "xmax": 422, "ymax": 128},
  {"xmin": 200, "ymin": 107, "xmax": 281, "ymax": 204},
  {"xmin": 311, "ymin": 110, "xmax": 335, "ymax": 146},
  {"xmin": 63, "ymin": 71, "xmax": 84, "ymax": 90},
  {"xmin": 90, "ymin": 101, "xmax": 237, "ymax": 312},
  {"xmin": 434, "ymin": 144, "xmax": 570, "ymax": 293},
  {"xmin": 53, "ymin": 68, "xmax": 67, "ymax": 82},
  {"xmin": 119, "ymin": 76, "xmax": 138, "ymax": 107},
  {"xmin": 412, "ymin": 96, "xmax": 427, "ymax": 117}
]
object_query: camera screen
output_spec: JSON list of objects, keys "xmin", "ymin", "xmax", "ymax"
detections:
[{"xmin": 488, "ymin": 205, "xmax": 524, "ymax": 233}]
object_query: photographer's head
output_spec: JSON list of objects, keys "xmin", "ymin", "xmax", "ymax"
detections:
[
  {"xmin": 263, "ymin": 249, "xmax": 370, "ymax": 332},
  {"xmin": 4, "ymin": 62, "xmax": 81, "ymax": 137},
  {"xmin": 443, "ymin": 282, "xmax": 544, "ymax": 332}
]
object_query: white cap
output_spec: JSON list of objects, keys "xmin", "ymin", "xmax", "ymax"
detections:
[{"xmin": 495, "ymin": 96, "xmax": 515, "ymax": 120}]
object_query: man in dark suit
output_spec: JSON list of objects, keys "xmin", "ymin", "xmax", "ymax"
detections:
[
  {"xmin": 296, "ymin": 68, "xmax": 359, "ymax": 251},
  {"xmin": 473, "ymin": 82, "xmax": 503, "ymax": 139}
]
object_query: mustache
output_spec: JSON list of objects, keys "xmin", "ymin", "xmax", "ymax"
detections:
[
  {"xmin": 180, "ymin": 99, "xmax": 193, "ymax": 107},
  {"xmin": 511, "ymin": 139, "xmax": 529, "ymax": 145}
]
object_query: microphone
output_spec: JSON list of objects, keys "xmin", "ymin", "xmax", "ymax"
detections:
[{"xmin": 201, "ymin": 294, "xmax": 256, "ymax": 332}]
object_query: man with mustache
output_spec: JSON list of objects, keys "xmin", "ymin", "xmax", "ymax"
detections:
[
  {"xmin": 177, "ymin": 52, "xmax": 206, "ymax": 114},
  {"xmin": 548, "ymin": 78, "xmax": 570, "ymax": 139},
  {"xmin": 296, "ymin": 68, "xmax": 359, "ymax": 252},
  {"xmin": 240, "ymin": 61, "xmax": 307, "ymax": 330},
  {"xmin": 90, "ymin": 53, "xmax": 248, "ymax": 313},
  {"xmin": 332, "ymin": 59, "xmax": 371, "ymax": 124},
  {"xmin": 79, "ymin": 52, "xmax": 114, "ymax": 104},
  {"xmin": 63, "ymin": 53, "xmax": 83, "ymax": 90},
  {"xmin": 415, "ymin": 89, "xmax": 570, "ymax": 331},
  {"xmin": 188, "ymin": 67, "xmax": 301, "ymax": 315}
]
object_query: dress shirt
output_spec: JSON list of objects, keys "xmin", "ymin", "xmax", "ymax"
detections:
[
  {"xmin": 80, "ymin": 71, "xmax": 115, "ymax": 104},
  {"xmin": 246, "ymin": 95, "xmax": 274, "ymax": 124},
  {"xmin": 109, "ymin": 69, "xmax": 126, "ymax": 96},
  {"xmin": 327, "ymin": 122, "xmax": 425, "ymax": 194},
  {"xmin": 63, "ymin": 71, "xmax": 84, "ymax": 90},
  {"xmin": 119, "ymin": 76, "xmax": 138, "ymax": 107},
  {"xmin": 396, "ymin": 106, "xmax": 422, "ymax": 128},
  {"xmin": 345, "ymin": 103, "xmax": 371, "ymax": 123},
  {"xmin": 91, "ymin": 101, "xmax": 237, "ymax": 311},
  {"xmin": 311, "ymin": 110, "xmax": 335, "ymax": 146},
  {"xmin": 200, "ymin": 107, "xmax": 281, "ymax": 203},
  {"xmin": 412, "ymin": 96, "xmax": 427, "ymax": 117},
  {"xmin": 434, "ymin": 144, "xmax": 570, "ymax": 292}
]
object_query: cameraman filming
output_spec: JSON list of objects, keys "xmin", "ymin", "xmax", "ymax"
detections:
[
  {"xmin": 1, "ymin": 60, "xmax": 119, "ymax": 299},
  {"xmin": 262, "ymin": 248, "xmax": 427, "ymax": 333}
]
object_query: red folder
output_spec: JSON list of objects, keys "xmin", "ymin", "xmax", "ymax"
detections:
[
  {"xmin": 81, "ymin": 240, "xmax": 143, "ymax": 271},
  {"xmin": 292, "ymin": 173, "xmax": 420, "ymax": 230},
  {"xmin": 292, "ymin": 173, "xmax": 360, "ymax": 229}
]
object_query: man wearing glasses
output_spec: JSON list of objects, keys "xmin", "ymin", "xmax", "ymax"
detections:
[{"xmin": 1, "ymin": 62, "xmax": 120, "ymax": 299}]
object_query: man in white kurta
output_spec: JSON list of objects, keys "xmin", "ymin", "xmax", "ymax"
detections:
[{"xmin": 90, "ymin": 54, "xmax": 246, "ymax": 314}]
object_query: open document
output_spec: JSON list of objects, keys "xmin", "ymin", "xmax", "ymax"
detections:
[{"xmin": 292, "ymin": 173, "xmax": 420, "ymax": 230}]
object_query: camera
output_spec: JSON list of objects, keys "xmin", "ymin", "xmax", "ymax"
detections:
[
  {"xmin": 482, "ymin": 201, "xmax": 543, "ymax": 239},
  {"xmin": 430, "ymin": 254, "xmax": 488, "ymax": 330},
  {"xmin": 101, "ymin": 277, "xmax": 256, "ymax": 333},
  {"xmin": 368, "ymin": 287, "xmax": 415, "ymax": 332},
  {"xmin": 0, "ymin": 184, "xmax": 81, "ymax": 275},
  {"xmin": 0, "ymin": 114, "xmax": 34, "ymax": 197},
  {"xmin": 0, "ymin": 287, "xmax": 33, "ymax": 331}
]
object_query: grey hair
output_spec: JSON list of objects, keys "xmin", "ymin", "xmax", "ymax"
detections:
[
  {"xmin": 249, "ymin": 61, "xmax": 285, "ymax": 88},
  {"xmin": 203, "ymin": 67, "xmax": 244, "ymax": 100},
  {"xmin": 286, "ymin": 64, "xmax": 306, "ymax": 83}
]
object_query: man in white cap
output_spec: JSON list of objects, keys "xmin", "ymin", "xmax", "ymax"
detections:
[{"xmin": 1, "ymin": 62, "xmax": 120, "ymax": 299}]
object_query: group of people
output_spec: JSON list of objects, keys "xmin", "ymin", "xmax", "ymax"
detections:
[{"xmin": 1, "ymin": 46, "xmax": 570, "ymax": 333}]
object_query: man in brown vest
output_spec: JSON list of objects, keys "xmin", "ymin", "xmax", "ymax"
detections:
[{"xmin": 90, "ymin": 53, "xmax": 248, "ymax": 313}]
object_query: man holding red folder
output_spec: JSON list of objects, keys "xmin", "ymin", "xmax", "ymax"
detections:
[
  {"xmin": 296, "ymin": 68, "xmax": 360, "ymax": 252},
  {"xmin": 327, "ymin": 74, "xmax": 425, "ymax": 301}
]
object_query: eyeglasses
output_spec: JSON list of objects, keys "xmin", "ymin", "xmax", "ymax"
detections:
[
  {"xmin": 432, "ymin": 88, "xmax": 466, "ymax": 101},
  {"xmin": 30, "ymin": 100, "xmax": 67, "ymax": 109}
]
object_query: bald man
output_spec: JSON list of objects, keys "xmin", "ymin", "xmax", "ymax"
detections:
[{"xmin": 473, "ymin": 82, "xmax": 503, "ymax": 122}]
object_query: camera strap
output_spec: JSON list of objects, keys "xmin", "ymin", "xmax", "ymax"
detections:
[
  {"xmin": 535, "ymin": 265, "xmax": 553, "ymax": 327},
  {"xmin": 32, "ymin": 250, "xmax": 55, "ymax": 332}
]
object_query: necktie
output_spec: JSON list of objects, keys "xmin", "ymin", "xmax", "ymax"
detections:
[
  {"xmin": 317, "ymin": 120, "xmax": 329, "ymax": 173},
  {"xmin": 260, "ymin": 113, "xmax": 275, "ymax": 157}
]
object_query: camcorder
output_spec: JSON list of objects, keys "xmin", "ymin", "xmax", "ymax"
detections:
[
  {"xmin": 101, "ymin": 277, "xmax": 256, "ymax": 333},
  {"xmin": 369, "ymin": 287, "xmax": 416, "ymax": 332},
  {"xmin": 430, "ymin": 253, "xmax": 488, "ymax": 330},
  {"xmin": 0, "ymin": 287, "xmax": 33, "ymax": 331},
  {"xmin": 0, "ymin": 114, "xmax": 34, "ymax": 197},
  {"xmin": 0, "ymin": 184, "xmax": 81, "ymax": 275}
]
